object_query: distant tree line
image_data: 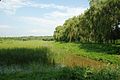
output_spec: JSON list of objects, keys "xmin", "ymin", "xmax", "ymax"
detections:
[
  {"xmin": 0, "ymin": 36, "xmax": 54, "ymax": 41},
  {"xmin": 54, "ymin": 0, "xmax": 120, "ymax": 43}
]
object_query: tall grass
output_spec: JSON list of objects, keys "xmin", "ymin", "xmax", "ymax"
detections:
[
  {"xmin": 0, "ymin": 47, "xmax": 52, "ymax": 66},
  {"xmin": 0, "ymin": 40, "xmax": 120, "ymax": 65},
  {"xmin": 0, "ymin": 40, "xmax": 120, "ymax": 80},
  {"xmin": 53, "ymin": 42, "xmax": 120, "ymax": 65}
]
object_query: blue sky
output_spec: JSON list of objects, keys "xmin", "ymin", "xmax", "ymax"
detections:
[{"xmin": 0, "ymin": 0, "xmax": 89, "ymax": 37}]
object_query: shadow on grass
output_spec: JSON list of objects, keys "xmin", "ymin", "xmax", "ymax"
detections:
[
  {"xmin": 0, "ymin": 47, "xmax": 52, "ymax": 66},
  {"xmin": 79, "ymin": 43, "xmax": 120, "ymax": 55},
  {"xmin": 0, "ymin": 66, "xmax": 119, "ymax": 80}
]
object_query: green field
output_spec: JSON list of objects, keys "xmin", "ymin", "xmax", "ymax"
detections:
[
  {"xmin": 0, "ymin": 0, "xmax": 120, "ymax": 80},
  {"xmin": 0, "ymin": 40, "xmax": 120, "ymax": 80}
]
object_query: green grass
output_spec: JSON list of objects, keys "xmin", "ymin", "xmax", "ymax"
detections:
[
  {"xmin": 0, "ymin": 40, "xmax": 120, "ymax": 79},
  {"xmin": 0, "ymin": 40, "xmax": 120, "ymax": 65},
  {"xmin": 52, "ymin": 42, "xmax": 120, "ymax": 65},
  {"xmin": 0, "ymin": 66, "xmax": 119, "ymax": 80},
  {"xmin": 0, "ymin": 47, "xmax": 52, "ymax": 66}
]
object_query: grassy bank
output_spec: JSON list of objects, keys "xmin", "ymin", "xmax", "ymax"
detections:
[
  {"xmin": 0, "ymin": 40, "xmax": 120, "ymax": 66},
  {"xmin": 0, "ymin": 40, "xmax": 120, "ymax": 79}
]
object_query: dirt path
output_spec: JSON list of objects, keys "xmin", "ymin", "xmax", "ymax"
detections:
[{"xmin": 62, "ymin": 54, "xmax": 107, "ymax": 69}]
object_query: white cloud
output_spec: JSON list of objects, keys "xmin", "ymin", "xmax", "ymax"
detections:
[
  {"xmin": 0, "ymin": 0, "xmax": 30, "ymax": 14},
  {"xmin": 0, "ymin": 0, "xmax": 71, "ymax": 14},
  {"xmin": 0, "ymin": 0, "xmax": 88, "ymax": 15},
  {"xmin": 29, "ymin": 29, "xmax": 50, "ymax": 35},
  {"xmin": 19, "ymin": 6, "xmax": 87, "ymax": 35},
  {"xmin": 0, "ymin": 0, "xmax": 88, "ymax": 36},
  {"xmin": 0, "ymin": 25, "xmax": 11, "ymax": 31},
  {"xmin": 0, "ymin": 25, "xmax": 10, "ymax": 28},
  {"xmin": 43, "ymin": 7, "xmax": 87, "ymax": 27},
  {"xmin": 28, "ymin": 3, "xmax": 68, "ymax": 10},
  {"xmin": 45, "ymin": 7, "xmax": 86, "ymax": 20},
  {"xmin": 0, "ymin": 25, "xmax": 12, "ymax": 36},
  {"xmin": 20, "ymin": 16, "xmax": 57, "ymax": 26},
  {"xmin": 20, "ymin": 6, "xmax": 86, "ymax": 26},
  {"xmin": 19, "ymin": 16, "xmax": 57, "ymax": 35}
]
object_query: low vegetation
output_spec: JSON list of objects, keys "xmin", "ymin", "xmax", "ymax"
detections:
[
  {"xmin": 0, "ymin": 66, "xmax": 119, "ymax": 80},
  {"xmin": 0, "ymin": 40, "xmax": 120, "ymax": 80},
  {"xmin": 0, "ymin": 36, "xmax": 54, "ymax": 41},
  {"xmin": 0, "ymin": 47, "xmax": 52, "ymax": 66}
]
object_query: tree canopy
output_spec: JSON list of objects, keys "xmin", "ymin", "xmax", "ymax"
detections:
[{"xmin": 54, "ymin": 0, "xmax": 120, "ymax": 43}]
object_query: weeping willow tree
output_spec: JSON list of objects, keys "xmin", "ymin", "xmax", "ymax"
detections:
[
  {"xmin": 88, "ymin": 0, "xmax": 120, "ymax": 43},
  {"xmin": 54, "ymin": 0, "xmax": 120, "ymax": 43}
]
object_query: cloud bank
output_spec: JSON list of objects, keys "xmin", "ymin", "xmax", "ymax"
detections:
[{"xmin": 0, "ymin": 0, "xmax": 88, "ymax": 36}]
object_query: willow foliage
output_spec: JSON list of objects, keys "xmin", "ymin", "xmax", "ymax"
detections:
[{"xmin": 54, "ymin": 0, "xmax": 120, "ymax": 43}]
